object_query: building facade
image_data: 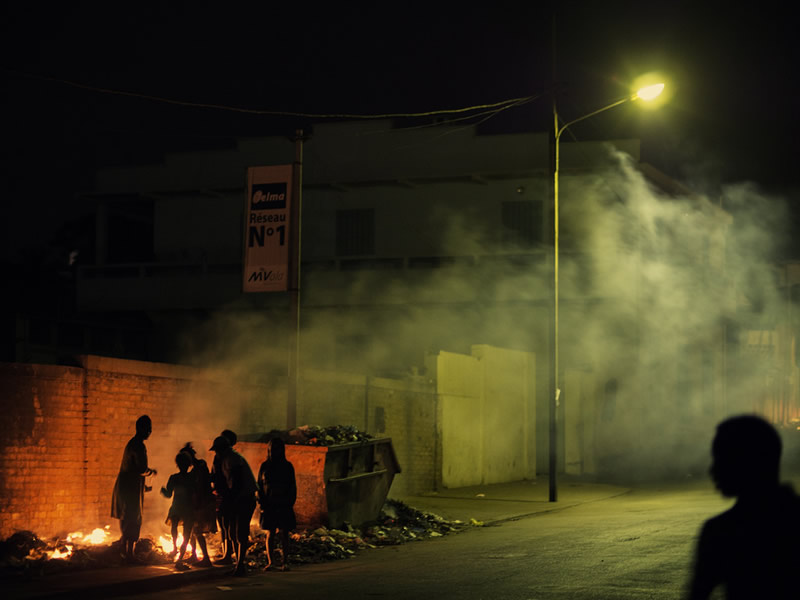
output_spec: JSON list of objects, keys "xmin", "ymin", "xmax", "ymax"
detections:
[{"xmin": 13, "ymin": 120, "xmax": 735, "ymax": 479}]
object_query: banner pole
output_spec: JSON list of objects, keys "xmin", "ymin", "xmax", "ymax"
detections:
[{"xmin": 287, "ymin": 130, "xmax": 304, "ymax": 430}]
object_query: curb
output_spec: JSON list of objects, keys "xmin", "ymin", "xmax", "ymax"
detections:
[{"xmin": 8, "ymin": 564, "xmax": 231, "ymax": 600}]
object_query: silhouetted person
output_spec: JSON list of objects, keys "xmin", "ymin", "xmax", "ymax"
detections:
[
  {"xmin": 257, "ymin": 437, "xmax": 297, "ymax": 571},
  {"xmin": 160, "ymin": 450, "xmax": 194, "ymax": 570},
  {"xmin": 687, "ymin": 415, "xmax": 800, "ymax": 599},
  {"xmin": 181, "ymin": 442, "xmax": 214, "ymax": 567},
  {"xmin": 209, "ymin": 434, "xmax": 257, "ymax": 577},
  {"xmin": 211, "ymin": 429, "xmax": 238, "ymax": 564},
  {"xmin": 111, "ymin": 415, "xmax": 156, "ymax": 562}
]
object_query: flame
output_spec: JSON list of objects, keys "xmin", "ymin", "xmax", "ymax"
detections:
[
  {"xmin": 157, "ymin": 534, "xmax": 200, "ymax": 561},
  {"xmin": 48, "ymin": 545, "xmax": 73, "ymax": 560},
  {"xmin": 66, "ymin": 525, "xmax": 112, "ymax": 545},
  {"xmin": 43, "ymin": 524, "xmax": 113, "ymax": 561}
]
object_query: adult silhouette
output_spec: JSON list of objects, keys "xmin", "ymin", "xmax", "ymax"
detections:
[
  {"xmin": 687, "ymin": 414, "xmax": 800, "ymax": 599},
  {"xmin": 111, "ymin": 415, "xmax": 157, "ymax": 562}
]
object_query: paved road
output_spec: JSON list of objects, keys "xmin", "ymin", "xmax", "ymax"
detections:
[{"xmin": 121, "ymin": 481, "xmax": 734, "ymax": 600}]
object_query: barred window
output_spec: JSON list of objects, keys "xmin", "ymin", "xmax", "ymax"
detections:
[
  {"xmin": 502, "ymin": 200, "xmax": 542, "ymax": 248},
  {"xmin": 336, "ymin": 209, "xmax": 375, "ymax": 256}
]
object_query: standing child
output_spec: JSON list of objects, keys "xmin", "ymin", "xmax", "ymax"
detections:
[
  {"xmin": 257, "ymin": 437, "xmax": 297, "ymax": 571},
  {"xmin": 180, "ymin": 442, "xmax": 215, "ymax": 567},
  {"xmin": 160, "ymin": 451, "xmax": 195, "ymax": 570},
  {"xmin": 210, "ymin": 429, "xmax": 238, "ymax": 565}
]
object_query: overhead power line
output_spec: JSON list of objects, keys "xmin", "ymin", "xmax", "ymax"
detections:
[{"xmin": 5, "ymin": 68, "xmax": 539, "ymax": 120}]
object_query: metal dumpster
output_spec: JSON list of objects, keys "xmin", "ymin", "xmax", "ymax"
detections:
[{"xmin": 234, "ymin": 436, "xmax": 401, "ymax": 529}]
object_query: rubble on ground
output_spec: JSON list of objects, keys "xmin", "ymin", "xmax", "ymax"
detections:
[
  {"xmin": 0, "ymin": 499, "xmax": 470, "ymax": 577},
  {"xmin": 246, "ymin": 498, "xmax": 468, "ymax": 567}
]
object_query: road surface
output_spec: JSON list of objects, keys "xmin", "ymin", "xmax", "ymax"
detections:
[{"xmin": 120, "ymin": 480, "xmax": 743, "ymax": 599}]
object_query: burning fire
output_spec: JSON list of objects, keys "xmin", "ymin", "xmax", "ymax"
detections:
[
  {"xmin": 49, "ymin": 546, "xmax": 73, "ymax": 559},
  {"xmin": 157, "ymin": 534, "xmax": 202, "ymax": 561},
  {"xmin": 67, "ymin": 526, "xmax": 113, "ymax": 545},
  {"xmin": 45, "ymin": 525, "xmax": 113, "ymax": 560}
]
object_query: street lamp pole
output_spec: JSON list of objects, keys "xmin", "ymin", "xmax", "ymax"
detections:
[{"xmin": 550, "ymin": 83, "xmax": 664, "ymax": 502}]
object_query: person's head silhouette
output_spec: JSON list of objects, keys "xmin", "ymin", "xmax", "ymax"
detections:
[
  {"xmin": 709, "ymin": 414, "xmax": 782, "ymax": 498},
  {"xmin": 135, "ymin": 415, "xmax": 152, "ymax": 440}
]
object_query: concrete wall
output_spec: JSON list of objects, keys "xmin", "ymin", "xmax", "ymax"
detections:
[
  {"xmin": 564, "ymin": 368, "xmax": 599, "ymax": 475},
  {"xmin": 434, "ymin": 345, "xmax": 536, "ymax": 487}
]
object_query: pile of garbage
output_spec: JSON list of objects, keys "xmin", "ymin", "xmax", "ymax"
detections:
[
  {"xmin": 250, "ymin": 424, "xmax": 374, "ymax": 447},
  {"xmin": 0, "ymin": 530, "xmax": 172, "ymax": 579},
  {"xmin": 289, "ymin": 424, "xmax": 373, "ymax": 446},
  {"xmin": 1, "ymin": 499, "xmax": 471, "ymax": 577},
  {"xmin": 370, "ymin": 498, "xmax": 468, "ymax": 540},
  {"xmin": 247, "ymin": 526, "xmax": 365, "ymax": 566},
  {"xmin": 245, "ymin": 499, "xmax": 469, "ymax": 567}
]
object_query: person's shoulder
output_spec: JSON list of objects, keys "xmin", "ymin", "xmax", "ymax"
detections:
[
  {"xmin": 777, "ymin": 484, "xmax": 800, "ymax": 514},
  {"xmin": 700, "ymin": 505, "xmax": 737, "ymax": 537}
]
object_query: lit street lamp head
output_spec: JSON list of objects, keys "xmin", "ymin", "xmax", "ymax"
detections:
[{"xmin": 634, "ymin": 83, "xmax": 665, "ymax": 101}]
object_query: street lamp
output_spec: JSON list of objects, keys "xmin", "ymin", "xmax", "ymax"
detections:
[{"xmin": 549, "ymin": 82, "xmax": 665, "ymax": 502}]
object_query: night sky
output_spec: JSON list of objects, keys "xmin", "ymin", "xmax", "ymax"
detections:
[{"xmin": 3, "ymin": 2, "xmax": 799, "ymax": 259}]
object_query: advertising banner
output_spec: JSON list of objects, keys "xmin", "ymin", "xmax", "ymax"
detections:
[{"xmin": 243, "ymin": 164, "xmax": 293, "ymax": 292}]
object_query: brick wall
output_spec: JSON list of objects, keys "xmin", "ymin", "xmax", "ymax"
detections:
[
  {"xmin": 1, "ymin": 362, "xmax": 88, "ymax": 540},
  {"xmin": 297, "ymin": 370, "xmax": 438, "ymax": 495},
  {"xmin": 363, "ymin": 376, "xmax": 438, "ymax": 495},
  {"xmin": 0, "ymin": 356, "xmax": 437, "ymax": 540}
]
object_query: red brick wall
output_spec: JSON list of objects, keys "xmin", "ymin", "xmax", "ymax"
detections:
[
  {"xmin": 1, "ymin": 362, "xmax": 88, "ymax": 540},
  {"xmin": 0, "ymin": 356, "xmax": 285, "ymax": 540},
  {"xmin": 0, "ymin": 357, "xmax": 438, "ymax": 541}
]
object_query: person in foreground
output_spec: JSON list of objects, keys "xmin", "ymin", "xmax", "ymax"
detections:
[{"xmin": 687, "ymin": 414, "xmax": 800, "ymax": 599}]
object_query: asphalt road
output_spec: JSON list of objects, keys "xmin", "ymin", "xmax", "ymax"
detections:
[{"xmin": 119, "ymin": 481, "xmax": 736, "ymax": 600}]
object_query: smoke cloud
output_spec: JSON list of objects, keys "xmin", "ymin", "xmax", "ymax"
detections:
[{"xmin": 164, "ymin": 145, "xmax": 792, "ymax": 485}]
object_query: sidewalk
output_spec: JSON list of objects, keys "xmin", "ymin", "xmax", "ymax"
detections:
[
  {"xmin": 6, "ymin": 478, "xmax": 627, "ymax": 600},
  {"xmin": 394, "ymin": 476, "xmax": 629, "ymax": 525}
]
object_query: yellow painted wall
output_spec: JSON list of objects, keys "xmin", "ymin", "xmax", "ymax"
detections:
[{"xmin": 436, "ymin": 345, "xmax": 536, "ymax": 487}]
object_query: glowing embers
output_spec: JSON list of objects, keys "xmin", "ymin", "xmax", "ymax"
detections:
[{"xmin": 48, "ymin": 545, "xmax": 73, "ymax": 560}]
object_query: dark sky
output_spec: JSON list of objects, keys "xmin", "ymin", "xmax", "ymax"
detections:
[{"xmin": 3, "ymin": 2, "xmax": 799, "ymax": 258}]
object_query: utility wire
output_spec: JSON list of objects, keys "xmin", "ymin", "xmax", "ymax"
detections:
[
  {"xmin": 364, "ymin": 94, "xmax": 542, "ymax": 137},
  {"xmin": 5, "ymin": 68, "xmax": 537, "ymax": 120}
]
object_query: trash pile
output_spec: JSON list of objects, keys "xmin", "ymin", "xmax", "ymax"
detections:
[
  {"xmin": 0, "ymin": 527, "xmax": 213, "ymax": 580},
  {"xmin": 289, "ymin": 424, "xmax": 373, "ymax": 446},
  {"xmin": 245, "ymin": 498, "xmax": 469, "ymax": 567},
  {"xmin": 370, "ymin": 498, "xmax": 468, "ymax": 540},
  {"xmin": 0, "ymin": 530, "xmax": 164, "ymax": 579},
  {"xmin": 247, "ymin": 527, "xmax": 365, "ymax": 566},
  {"xmin": 250, "ymin": 424, "xmax": 374, "ymax": 447},
  {"xmin": 0, "ymin": 499, "xmax": 471, "ymax": 577}
]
